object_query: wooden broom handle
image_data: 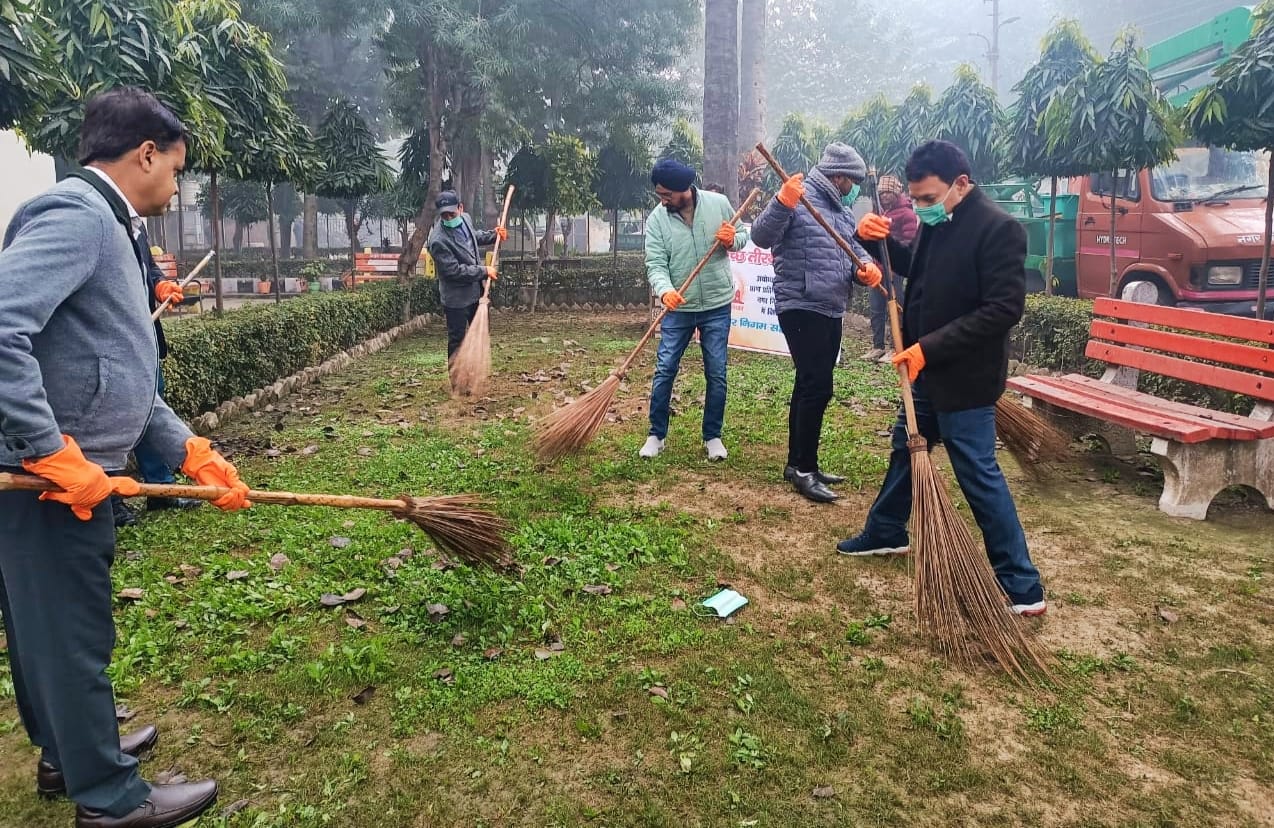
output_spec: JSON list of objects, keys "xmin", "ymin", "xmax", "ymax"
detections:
[
  {"xmin": 482, "ymin": 185, "xmax": 516, "ymax": 301},
  {"xmin": 753, "ymin": 143, "xmax": 889, "ymax": 298},
  {"xmin": 151, "ymin": 250, "xmax": 215, "ymax": 320},
  {"xmin": 614, "ymin": 187, "xmax": 762, "ymax": 379},
  {"xmin": 0, "ymin": 473, "xmax": 408, "ymax": 513},
  {"xmin": 865, "ymin": 167, "xmax": 921, "ymax": 438}
]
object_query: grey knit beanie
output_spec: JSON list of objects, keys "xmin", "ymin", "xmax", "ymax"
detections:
[{"xmin": 816, "ymin": 142, "xmax": 867, "ymax": 181}]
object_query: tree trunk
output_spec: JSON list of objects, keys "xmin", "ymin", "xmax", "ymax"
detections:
[
  {"xmin": 480, "ymin": 144, "xmax": 498, "ymax": 228},
  {"xmin": 232, "ymin": 223, "xmax": 244, "ymax": 252},
  {"xmin": 279, "ymin": 213, "xmax": 293, "ymax": 259},
  {"xmin": 534, "ymin": 207, "xmax": 557, "ymax": 312},
  {"xmin": 1108, "ymin": 169, "xmax": 1119, "ymax": 297},
  {"xmin": 1258, "ymin": 159, "xmax": 1272, "ymax": 321},
  {"xmin": 210, "ymin": 171, "xmax": 224, "ymax": 314},
  {"xmin": 1045, "ymin": 175, "xmax": 1057, "ymax": 296},
  {"xmin": 703, "ymin": 0, "xmax": 740, "ymax": 202},
  {"xmin": 398, "ymin": 41, "xmax": 448, "ymax": 293},
  {"xmin": 458, "ymin": 147, "xmax": 480, "ymax": 217},
  {"xmin": 612, "ymin": 208, "xmax": 620, "ymax": 257},
  {"xmin": 303, "ymin": 194, "xmax": 318, "ymax": 258},
  {"xmin": 268, "ymin": 184, "xmax": 281, "ymax": 305},
  {"xmin": 345, "ymin": 201, "xmax": 359, "ymax": 270},
  {"xmin": 738, "ymin": 0, "xmax": 767, "ymax": 153}
]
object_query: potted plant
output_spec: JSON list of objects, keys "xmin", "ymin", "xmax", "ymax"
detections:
[{"xmin": 301, "ymin": 260, "xmax": 326, "ymax": 293}]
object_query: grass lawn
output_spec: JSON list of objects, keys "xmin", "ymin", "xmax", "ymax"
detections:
[{"xmin": 1, "ymin": 310, "xmax": 1270, "ymax": 828}]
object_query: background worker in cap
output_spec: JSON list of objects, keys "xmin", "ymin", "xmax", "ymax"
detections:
[
  {"xmin": 641, "ymin": 159, "xmax": 748, "ymax": 461},
  {"xmin": 862, "ymin": 174, "xmax": 918, "ymax": 363},
  {"xmin": 751, "ymin": 143, "xmax": 883, "ymax": 502},
  {"xmin": 0, "ymin": 87, "xmax": 247, "ymax": 827},
  {"xmin": 427, "ymin": 190, "xmax": 508, "ymax": 360}
]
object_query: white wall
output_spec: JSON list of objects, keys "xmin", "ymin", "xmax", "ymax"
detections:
[{"xmin": 0, "ymin": 131, "xmax": 56, "ymax": 232}]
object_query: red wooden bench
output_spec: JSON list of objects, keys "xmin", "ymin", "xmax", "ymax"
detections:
[
  {"xmin": 1009, "ymin": 283, "xmax": 1274, "ymax": 519},
  {"xmin": 343, "ymin": 252, "xmax": 401, "ymax": 288}
]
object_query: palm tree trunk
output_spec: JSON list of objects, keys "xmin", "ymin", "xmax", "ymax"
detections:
[
  {"xmin": 1108, "ymin": 169, "xmax": 1119, "ymax": 297},
  {"xmin": 703, "ymin": 0, "xmax": 740, "ymax": 202},
  {"xmin": 211, "ymin": 170, "xmax": 224, "ymax": 314},
  {"xmin": 303, "ymin": 194, "xmax": 318, "ymax": 258},
  {"xmin": 1258, "ymin": 158, "xmax": 1272, "ymax": 321},
  {"xmin": 267, "ymin": 184, "xmax": 281, "ymax": 305},
  {"xmin": 1045, "ymin": 175, "xmax": 1057, "ymax": 296},
  {"xmin": 738, "ymin": 0, "xmax": 767, "ymax": 153}
]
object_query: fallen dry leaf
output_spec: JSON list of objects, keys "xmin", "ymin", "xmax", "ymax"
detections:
[
  {"xmin": 115, "ymin": 704, "xmax": 136, "ymax": 722},
  {"xmin": 225, "ymin": 570, "xmax": 250, "ymax": 581},
  {"xmin": 352, "ymin": 686, "xmax": 376, "ymax": 705},
  {"xmin": 319, "ymin": 594, "xmax": 346, "ymax": 607},
  {"xmin": 648, "ymin": 686, "xmax": 669, "ymax": 700},
  {"xmin": 268, "ymin": 553, "xmax": 290, "ymax": 572},
  {"xmin": 451, "ymin": 633, "xmax": 468, "ymax": 647},
  {"xmin": 605, "ymin": 563, "xmax": 621, "ymax": 573},
  {"xmin": 433, "ymin": 667, "xmax": 454, "ymax": 685},
  {"xmin": 483, "ymin": 647, "xmax": 504, "ymax": 661},
  {"xmin": 1156, "ymin": 605, "xmax": 1180, "ymax": 624},
  {"xmin": 153, "ymin": 770, "xmax": 186, "ymax": 785},
  {"xmin": 179, "ymin": 564, "xmax": 202, "ymax": 578},
  {"xmin": 342, "ymin": 588, "xmax": 367, "ymax": 603},
  {"xmin": 117, "ymin": 588, "xmax": 145, "ymax": 601},
  {"xmin": 330, "ymin": 537, "xmax": 352, "ymax": 549},
  {"xmin": 533, "ymin": 648, "xmax": 561, "ymax": 661},
  {"xmin": 344, "ymin": 612, "xmax": 367, "ymax": 629},
  {"xmin": 582, "ymin": 584, "xmax": 613, "ymax": 596},
  {"xmin": 426, "ymin": 603, "xmax": 450, "ymax": 621},
  {"xmin": 221, "ymin": 799, "xmax": 251, "ymax": 818},
  {"xmin": 300, "ymin": 444, "xmax": 320, "ymax": 456},
  {"xmin": 670, "ymin": 598, "xmax": 688, "ymax": 611},
  {"xmin": 812, "ymin": 786, "xmax": 836, "ymax": 799}
]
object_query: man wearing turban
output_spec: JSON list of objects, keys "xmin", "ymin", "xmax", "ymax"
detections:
[{"xmin": 640, "ymin": 160, "xmax": 748, "ymax": 461}]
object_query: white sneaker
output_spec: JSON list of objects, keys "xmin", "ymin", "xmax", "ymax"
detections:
[
  {"xmin": 704, "ymin": 438, "xmax": 728, "ymax": 461},
  {"xmin": 639, "ymin": 436, "xmax": 665, "ymax": 458},
  {"xmin": 1010, "ymin": 600, "xmax": 1047, "ymax": 617}
]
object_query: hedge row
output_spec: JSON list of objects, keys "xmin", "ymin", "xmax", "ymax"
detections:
[{"xmin": 162, "ymin": 281, "xmax": 439, "ymax": 418}]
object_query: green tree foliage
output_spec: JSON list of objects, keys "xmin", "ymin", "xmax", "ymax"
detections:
[
  {"xmin": 842, "ymin": 96, "xmax": 894, "ymax": 172},
  {"xmin": 1186, "ymin": 1, "xmax": 1274, "ymax": 318},
  {"xmin": 931, "ymin": 64, "xmax": 1004, "ymax": 183},
  {"xmin": 197, "ymin": 177, "xmax": 268, "ymax": 250},
  {"xmin": 772, "ymin": 112, "xmax": 817, "ymax": 175},
  {"xmin": 314, "ymin": 98, "xmax": 393, "ymax": 263},
  {"xmin": 884, "ymin": 84, "xmax": 934, "ymax": 176},
  {"xmin": 593, "ymin": 129, "xmax": 653, "ymax": 253},
  {"xmin": 0, "ymin": 0, "xmax": 55, "ymax": 130},
  {"xmin": 659, "ymin": 119, "xmax": 705, "ymax": 171}
]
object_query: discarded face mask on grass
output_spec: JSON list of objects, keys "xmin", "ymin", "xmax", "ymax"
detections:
[{"xmin": 698, "ymin": 588, "xmax": 748, "ymax": 618}]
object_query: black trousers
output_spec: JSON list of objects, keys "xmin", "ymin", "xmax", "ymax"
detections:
[
  {"xmin": 444, "ymin": 302, "xmax": 479, "ymax": 358},
  {"xmin": 777, "ymin": 309, "xmax": 843, "ymax": 473},
  {"xmin": 0, "ymin": 487, "xmax": 150, "ymax": 815}
]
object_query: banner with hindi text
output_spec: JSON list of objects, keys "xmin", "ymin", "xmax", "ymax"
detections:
[{"xmin": 726, "ymin": 238, "xmax": 789, "ymax": 356}]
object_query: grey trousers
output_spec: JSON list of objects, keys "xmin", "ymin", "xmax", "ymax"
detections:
[{"xmin": 0, "ymin": 487, "xmax": 150, "ymax": 815}]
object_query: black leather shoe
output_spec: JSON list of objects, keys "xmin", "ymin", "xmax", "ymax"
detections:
[
  {"xmin": 783, "ymin": 465, "xmax": 846, "ymax": 486},
  {"xmin": 790, "ymin": 471, "xmax": 839, "ymax": 503},
  {"xmin": 112, "ymin": 496, "xmax": 139, "ymax": 528},
  {"xmin": 145, "ymin": 497, "xmax": 203, "ymax": 512},
  {"xmin": 76, "ymin": 779, "xmax": 217, "ymax": 828},
  {"xmin": 38, "ymin": 726, "xmax": 159, "ymax": 799}
]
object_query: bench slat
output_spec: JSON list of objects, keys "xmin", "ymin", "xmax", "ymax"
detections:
[
  {"xmin": 1049, "ymin": 374, "xmax": 1274, "ymax": 438},
  {"xmin": 1007, "ymin": 376, "xmax": 1221, "ymax": 443},
  {"xmin": 1085, "ymin": 341, "xmax": 1274, "ymax": 402},
  {"xmin": 1093, "ymin": 297, "xmax": 1274, "ymax": 345},
  {"xmin": 1008, "ymin": 374, "xmax": 1272, "ymax": 440},
  {"xmin": 1090, "ymin": 321, "xmax": 1274, "ymax": 375}
]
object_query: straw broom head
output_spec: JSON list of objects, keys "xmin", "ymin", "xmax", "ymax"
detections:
[
  {"xmin": 391, "ymin": 494, "xmax": 516, "ymax": 571},
  {"xmin": 908, "ymin": 439, "xmax": 1053, "ymax": 681},
  {"xmin": 995, "ymin": 397, "xmax": 1071, "ymax": 471},
  {"xmin": 449, "ymin": 297, "xmax": 493, "ymax": 397},
  {"xmin": 533, "ymin": 374, "xmax": 622, "ymax": 462}
]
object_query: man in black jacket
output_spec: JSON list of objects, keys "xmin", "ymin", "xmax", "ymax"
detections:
[
  {"xmin": 426, "ymin": 190, "xmax": 506, "ymax": 359},
  {"xmin": 836, "ymin": 140, "xmax": 1046, "ymax": 617}
]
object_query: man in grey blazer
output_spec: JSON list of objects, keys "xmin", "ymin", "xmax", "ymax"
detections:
[{"xmin": 0, "ymin": 87, "xmax": 249, "ymax": 828}]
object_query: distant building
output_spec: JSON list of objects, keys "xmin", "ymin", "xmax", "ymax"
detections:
[{"xmin": 0, "ymin": 131, "xmax": 55, "ymax": 231}]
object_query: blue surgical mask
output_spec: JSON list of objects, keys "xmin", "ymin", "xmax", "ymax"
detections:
[
  {"xmin": 915, "ymin": 184, "xmax": 954, "ymax": 226},
  {"xmin": 442, "ymin": 215, "xmax": 463, "ymax": 229},
  {"xmin": 842, "ymin": 183, "xmax": 860, "ymax": 206}
]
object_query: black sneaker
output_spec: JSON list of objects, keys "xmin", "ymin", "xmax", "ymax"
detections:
[
  {"xmin": 835, "ymin": 531, "xmax": 909, "ymax": 557},
  {"xmin": 790, "ymin": 471, "xmax": 839, "ymax": 503},
  {"xmin": 111, "ymin": 496, "xmax": 138, "ymax": 528},
  {"xmin": 146, "ymin": 497, "xmax": 204, "ymax": 512}
]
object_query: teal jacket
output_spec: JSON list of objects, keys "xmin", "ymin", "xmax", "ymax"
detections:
[{"xmin": 645, "ymin": 189, "xmax": 749, "ymax": 312}]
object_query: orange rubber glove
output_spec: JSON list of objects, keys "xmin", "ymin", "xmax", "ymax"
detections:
[
  {"xmin": 485, "ymin": 266, "xmax": 498, "ymax": 280},
  {"xmin": 715, "ymin": 222, "xmax": 737, "ymax": 248},
  {"xmin": 21, "ymin": 435, "xmax": 140, "ymax": 520},
  {"xmin": 891, "ymin": 343, "xmax": 926, "ymax": 382},
  {"xmin": 154, "ymin": 280, "xmax": 184, "ymax": 304},
  {"xmin": 857, "ymin": 261, "xmax": 883, "ymax": 289},
  {"xmin": 495, "ymin": 226, "xmax": 508, "ymax": 242},
  {"xmin": 181, "ymin": 437, "xmax": 250, "ymax": 511},
  {"xmin": 777, "ymin": 173, "xmax": 805, "ymax": 209},
  {"xmin": 661, "ymin": 289, "xmax": 686, "ymax": 311},
  {"xmin": 857, "ymin": 213, "xmax": 892, "ymax": 241}
]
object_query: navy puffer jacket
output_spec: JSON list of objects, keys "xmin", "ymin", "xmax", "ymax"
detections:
[{"xmin": 749, "ymin": 167, "xmax": 874, "ymax": 318}]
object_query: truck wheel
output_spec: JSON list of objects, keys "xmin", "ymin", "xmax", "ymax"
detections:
[{"xmin": 1122, "ymin": 276, "xmax": 1175, "ymax": 306}]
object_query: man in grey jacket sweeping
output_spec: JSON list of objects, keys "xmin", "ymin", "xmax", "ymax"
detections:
[
  {"xmin": 751, "ymin": 143, "xmax": 882, "ymax": 502},
  {"xmin": 0, "ymin": 87, "xmax": 249, "ymax": 828},
  {"xmin": 427, "ymin": 190, "xmax": 507, "ymax": 360}
]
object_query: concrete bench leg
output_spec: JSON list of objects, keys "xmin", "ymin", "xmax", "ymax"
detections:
[
  {"xmin": 1152, "ymin": 436, "xmax": 1274, "ymax": 520},
  {"xmin": 1027, "ymin": 398, "xmax": 1139, "ymax": 459}
]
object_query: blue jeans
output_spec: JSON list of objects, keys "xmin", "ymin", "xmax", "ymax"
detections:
[
  {"xmin": 648, "ymin": 304, "xmax": 730, "ymax": 441},
  {"xmin": 863, "ymin": 380, "xmax": 1044, "ymax": 604},
  {"xmin": 133, "ymin": 371, "xmax": 176, "ymax": 485}
]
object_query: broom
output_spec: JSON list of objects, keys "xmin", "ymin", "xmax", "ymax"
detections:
[
  {"xmin": 757, "ymin": 144, "xmax": 1068, "ymax": 473},
  {"xmin": 872, "ymin": 181, "xmax": 1049, "ymax": 680},
  {"xmin": 0, "ymin": 473, "xmax": 515, "ymax": 572},
  {"xmin": 151, "ymin": 249, "xmax": 216, "ymax": 320},
  {"xmin": 533, "ymin": 187, "xmax": 762, "ymax": 462},
  {"xmin": 451, "ymin": 186, "xmax": 515, "ymax": 397}
]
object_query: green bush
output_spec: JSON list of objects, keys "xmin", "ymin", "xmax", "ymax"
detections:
[
  {"xmin": 492, "ymin": 256, "xmax": 649, "ymax": 307},
  {"xmin": 162, "ymin": 281, "xmax": 439, "ymax": 418}
]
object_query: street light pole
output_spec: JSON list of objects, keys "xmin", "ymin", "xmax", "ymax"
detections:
[{"xmin": 989, "ymin": 0, "xmax": 1001, "ymax": 94}]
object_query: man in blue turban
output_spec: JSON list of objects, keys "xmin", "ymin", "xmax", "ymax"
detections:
[{"xmin": 640, "ymin": 160, "xmax": 748, "ymax": 461}]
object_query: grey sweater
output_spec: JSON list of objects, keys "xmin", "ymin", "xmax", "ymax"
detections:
[
  {"xmin": 427, "ymin": 214, "xmax": 497, "ymax": 309},
  {"xmin": 0, "ymin": 177, "xmax": 193, "ymax": 471}
]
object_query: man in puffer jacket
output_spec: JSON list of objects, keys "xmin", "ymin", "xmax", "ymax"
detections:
[{"xmin": 750, "ymin": 143, "xmax": 883, "ymax": 502}]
